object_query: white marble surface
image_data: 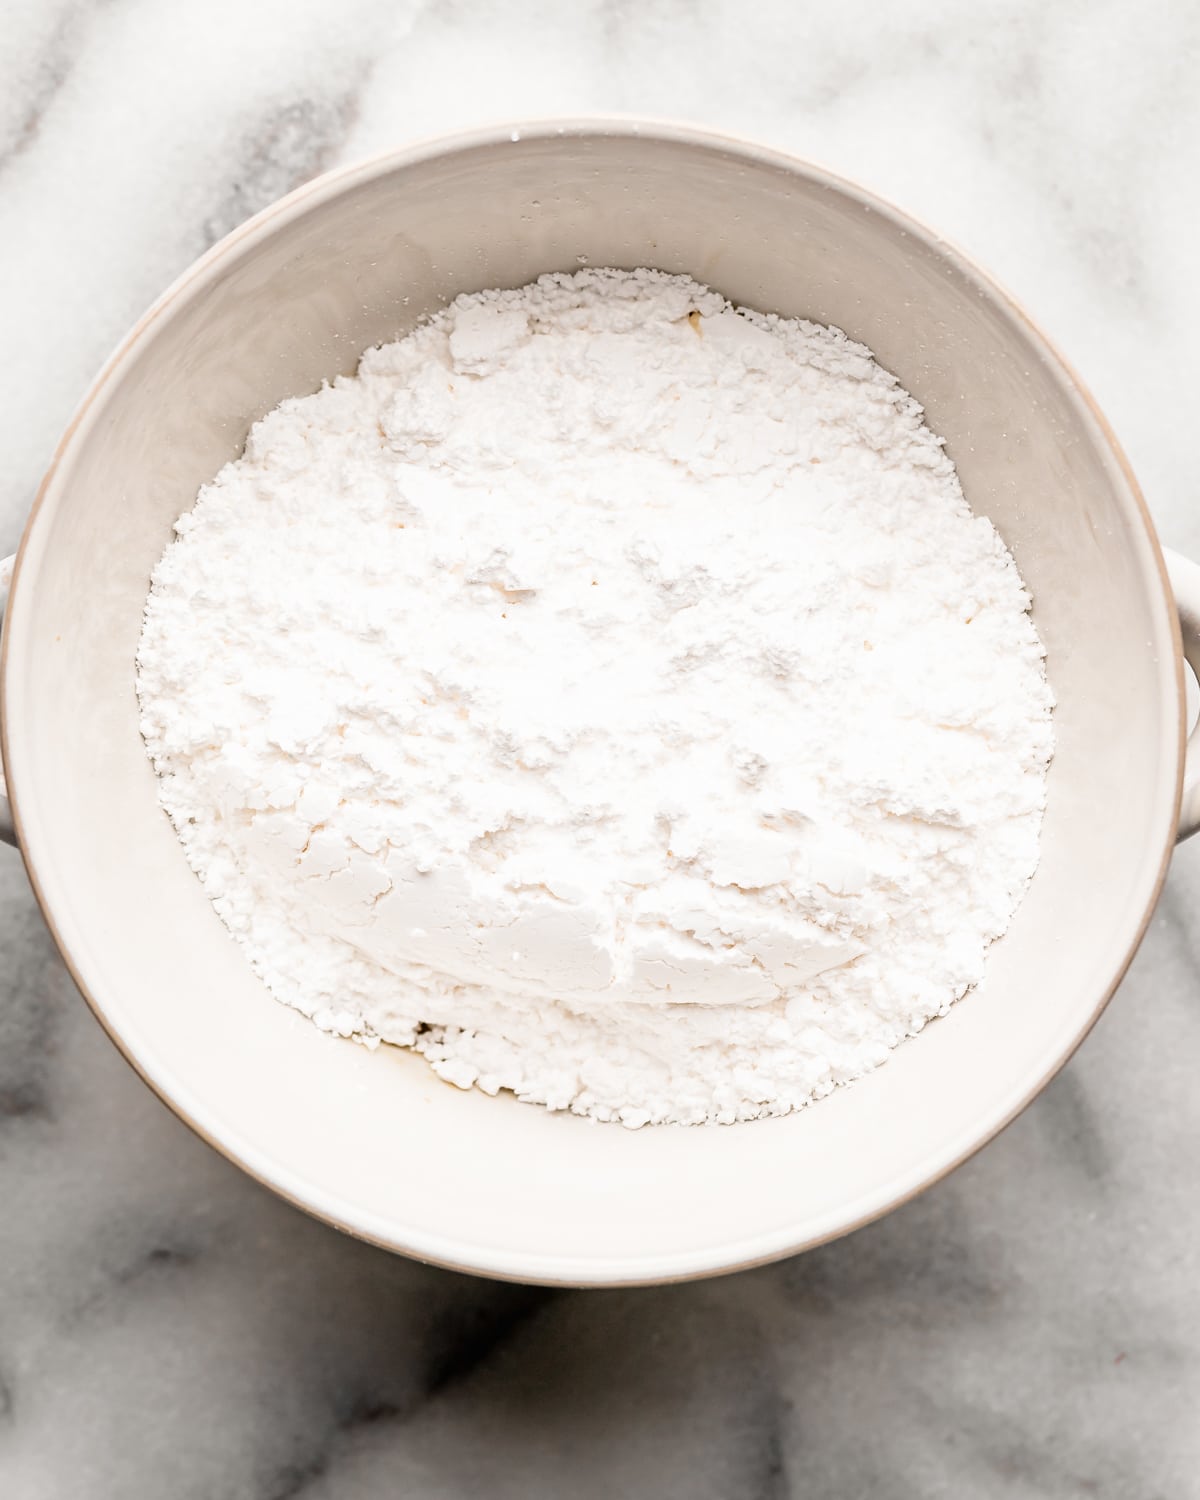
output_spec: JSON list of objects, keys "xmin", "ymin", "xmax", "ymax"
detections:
[{"xmin": 3, "ymin": 1, "xmax": 1200, "ymax": 1493}]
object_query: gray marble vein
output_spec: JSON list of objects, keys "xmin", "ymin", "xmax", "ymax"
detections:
[
  {"xmin": 0, "ymin": 0, "xmax": 97, "ymax": 173},
  {"xmin": 3, "ymin": 0, "xmax": 1200, "ymax": 1494},
  {"xmin": 201, "ymin": 79, "xmax": 373, "ymax": 249}
]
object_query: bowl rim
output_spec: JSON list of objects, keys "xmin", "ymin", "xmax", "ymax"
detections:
[{"xmin": 1, "ymin": 114, "xmax": 1184, "ymax": 1286}]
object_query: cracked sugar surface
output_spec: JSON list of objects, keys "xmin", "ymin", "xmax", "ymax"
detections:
[{"xmin": 135, "ymin": 267, "xmax": 1054, "ymax": 1127}]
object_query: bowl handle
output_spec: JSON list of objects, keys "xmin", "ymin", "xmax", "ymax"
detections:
[
  {"xmin": 0, "ymin": 553, "xmax": 14, "ymax": 846},
  {"xmin": 1165, "ymin": 548, "xmax": 1200, "ymax": 843}
]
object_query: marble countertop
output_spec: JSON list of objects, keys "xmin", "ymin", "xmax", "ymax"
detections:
[{"xmin": 3, "ymin": 2, "xmax": 1200, "ymax": 1494}]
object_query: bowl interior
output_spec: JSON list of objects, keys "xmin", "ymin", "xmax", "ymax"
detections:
[{"xmin": 3, "ymin": 123, "xmax": 1179, "ymax": 1283}]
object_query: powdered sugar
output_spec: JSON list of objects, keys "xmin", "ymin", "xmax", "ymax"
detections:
[{"xmin": 135, "ymin": 267, "xmax": 1054, "ymax": 1127}]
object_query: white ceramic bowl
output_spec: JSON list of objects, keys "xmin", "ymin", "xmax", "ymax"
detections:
[{"xmin": 4, "ymin": 120, "xmax": 1200, "ymax": 1286}]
